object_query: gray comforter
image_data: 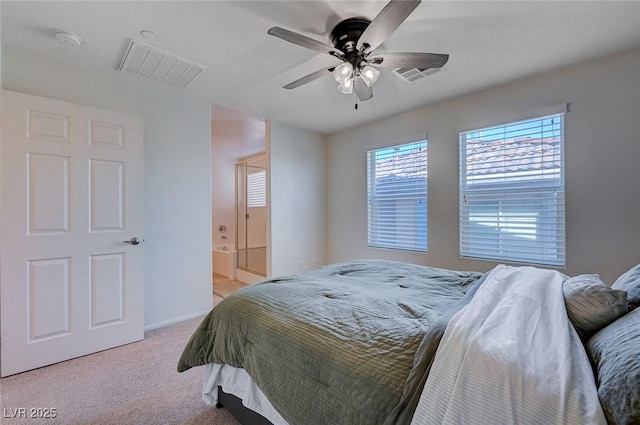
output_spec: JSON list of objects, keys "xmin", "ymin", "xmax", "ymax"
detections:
[{"xmin": 178, "ymin": 260, "xmax": 483, "ymax": 425}]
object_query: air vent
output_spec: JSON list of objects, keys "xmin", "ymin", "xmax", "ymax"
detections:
[
  {"xmin": 393, "ymin": 67, "xmax": 444, "ymax": 83},
  {"xmin": 118, "ymin": 40, "xmax": 208, "ymax": 90}
]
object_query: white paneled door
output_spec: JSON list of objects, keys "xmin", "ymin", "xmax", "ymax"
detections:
[{"xmin": 0, "ymin": 91, "xmax": 144, "ymax": 377}]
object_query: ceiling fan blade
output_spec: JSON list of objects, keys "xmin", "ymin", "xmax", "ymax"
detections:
[
  {"xmin": 268, "ymin": 27, "xmax": 344, "ymax": 57},
  {"xmin": 355, "ymin": 77, "xmax": 373, "ymax": 101},
  {"xmin": 283, "ymin": 66, "xmax": 335, "ymax": 90},
  {"xmin": 356, "ymin": 0, "xmax": 421, "ymax": 52},
  {"xmin": 370, "ymin": 52, "xmax": 449, "ymax": 69}
]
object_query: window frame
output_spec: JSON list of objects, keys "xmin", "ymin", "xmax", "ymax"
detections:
[
  {"xmin": 458, "ymin": 107, "xmax": 567, "ymax": 267},
  {"xmin": 366, "ymin": 139, "xmax": 428, "ymax": 253}
]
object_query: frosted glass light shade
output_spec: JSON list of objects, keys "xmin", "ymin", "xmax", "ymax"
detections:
[
  {"xmin": 360, "ymin": 65, "xmax": 380, "ymax": 87},
  {"xmin": 334, "ymin": 62, "xmax": 353, "ymax": 83},
  {"xmin": 337, "ymin": 79, "xmax": 354, "ymax": 95}
]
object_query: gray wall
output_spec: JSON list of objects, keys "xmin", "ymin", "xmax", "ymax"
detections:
[
  {"xmin": 2, "ymin": 46, "xmax": 213, "ymax": 329},
  {"xmin": 269, "ymin": 120, "xmax": 327, "ymax": 277},
  {"xmin": 327, "ymin": 47, "xmax": 640, "ymax": 284}
]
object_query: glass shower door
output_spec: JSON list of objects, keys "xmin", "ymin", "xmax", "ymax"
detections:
[
  {"xmin": 236, "ymin": 163, "xmax": 248, "ymax": 271},
  {"xmin": 236, "ymin": 157, "xmax": 267, "ymax": 276}
]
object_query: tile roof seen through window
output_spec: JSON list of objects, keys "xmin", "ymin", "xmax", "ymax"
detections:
[
  {"xmin": 465, "ymin": 136, "xmax": 562, "ymax": 176},
  {"xmin": 373, "ymin": 137, "xmax": 561, "ymax": 179}
]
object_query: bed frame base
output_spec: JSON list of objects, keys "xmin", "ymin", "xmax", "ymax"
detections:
[{"xmin": 216, "ymin": 386, "xmax": 275, "ymax": 425}]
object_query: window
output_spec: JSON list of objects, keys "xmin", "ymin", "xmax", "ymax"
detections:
[
  {"xmin": 459, "ymin": 112, "xmax": 565, "ymax": 266},
  {"xmin": 367, "ymin": 140, "xmax": 427, "ymax": 252},
  {"xmin": 247, "ymin": 170, "xmax": 266, "ymax": 208}
]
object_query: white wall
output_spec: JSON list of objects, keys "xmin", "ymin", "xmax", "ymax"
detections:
[
  {"xmin": 2, "ymin": 46, "xmax": 213, "ymax": 329},
  {"xmin": 269, "ymin": 120, "xmax": 327, "ymax": 277},
  {"xmin": 327, "ymin": 47, "xmax": 640, "ymax": 284}
]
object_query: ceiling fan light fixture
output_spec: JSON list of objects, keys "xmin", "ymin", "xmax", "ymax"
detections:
[
  {"xmin": 360, "ymin": 65, "xmax": 380, "ymax": 87},
  {"xmin": 334, "ymin": 62, "xmax": 354, "ymax": 83},
  {"xmin": 337, "ymin": 78, "xmax": 354, "ymax": 95}
]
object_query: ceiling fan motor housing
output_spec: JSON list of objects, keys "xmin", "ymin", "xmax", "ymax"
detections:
[{"xmin": 330, "ymin": 17, "xmax": 371, "ymax": 56}]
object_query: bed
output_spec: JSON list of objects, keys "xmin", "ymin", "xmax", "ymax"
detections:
[{"xmin": 178, "ymin": 260, "xmax": 640, "ymax": 425}]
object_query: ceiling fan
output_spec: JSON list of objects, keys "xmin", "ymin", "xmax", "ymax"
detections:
[{"xmin": 267, "ymin": 0, "xmax": 449, "ymax": 104}]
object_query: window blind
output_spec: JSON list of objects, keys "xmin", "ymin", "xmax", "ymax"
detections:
[
  {"xmin": 247, "ymin": 170, "xmax": 266, "ymax": 208},
  {"xmin": 367, "ymin": 140, "xmax": 427, "ymax": 252},
  {"xmin": 459, "ymin": 113, "xmax": 565, "ymax": 266}
]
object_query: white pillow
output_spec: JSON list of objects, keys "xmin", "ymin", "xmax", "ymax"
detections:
[{"xmin": 563, "ymin": 274, "xmax": 627, "ymax": 338}]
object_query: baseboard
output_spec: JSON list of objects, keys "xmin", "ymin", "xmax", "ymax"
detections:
[{"xmin": 144, "ymin": 310, "xmax": 210, "ymax": 332}]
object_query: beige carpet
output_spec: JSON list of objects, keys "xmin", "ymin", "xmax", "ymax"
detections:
[{"xmin": 0, "ymin": 317, "xmax": 241, "ymax": 425}]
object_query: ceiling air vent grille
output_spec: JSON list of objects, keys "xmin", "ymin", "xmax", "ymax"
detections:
[
  {"xmin": 118, "ymin": 40, "xmax": 208, "ymax": 90},
  {"xmin": 393, "ymin": 67, "xmax": 444, "ymax": 83}
]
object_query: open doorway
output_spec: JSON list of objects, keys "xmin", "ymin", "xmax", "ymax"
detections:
[{"xmin": 211, "ymin": 106, "xmax": 267, "ymax": 303}]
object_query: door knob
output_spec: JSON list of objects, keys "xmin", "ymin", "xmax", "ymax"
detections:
[{"xmin": 124, "ymin": 237, "xmax": 142, "ymax": 245}]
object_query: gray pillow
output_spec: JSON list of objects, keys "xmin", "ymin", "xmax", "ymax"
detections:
[
  {"xmin": 586, "ymin": 308, "xmax": 640, "ymax": 425},
  {"xmin": 612, "ymin": 264, "xmax": 640, "ymax": 311},
  {"xmin": 563, "ymin": 274, "xmax": 627, "ymax": 338}
]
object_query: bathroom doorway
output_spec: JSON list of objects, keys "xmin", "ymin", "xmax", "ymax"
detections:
[
  {"xmin": 236, "ymin": 155, "xmax": 267, "ymax": 277},
  {"xmin": 211, "ymin": 105, "xmax": 267, "ymax": 292}
]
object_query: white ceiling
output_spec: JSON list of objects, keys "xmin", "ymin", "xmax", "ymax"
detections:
[{"xmin": 3, "ymin": 1, "xmax": 640, "ymax": 134}]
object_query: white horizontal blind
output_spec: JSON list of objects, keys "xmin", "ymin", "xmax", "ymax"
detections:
[
  {"xmin": 459, "ymin": 113, "xmax": 565, "ymax": 266},
  {"xmin": 247, "ymin": 170, "xmax": 266, "ymax": 208},
  {"xmin": 367, "ymin": 140, "xmax": 427, "ymax": 252}
]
